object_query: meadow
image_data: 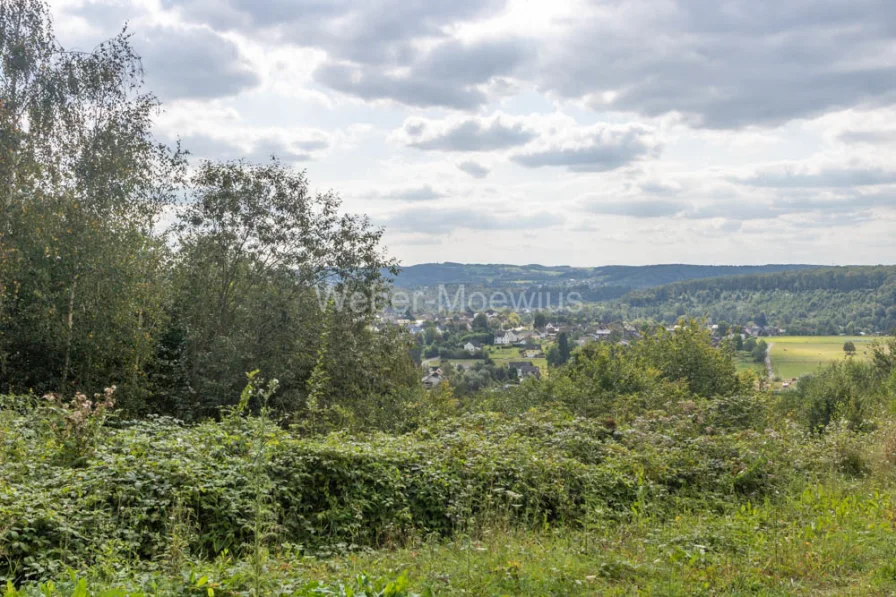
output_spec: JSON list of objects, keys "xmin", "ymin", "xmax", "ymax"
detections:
[
  {"xmin": 483, "ymin": 346, "xmax": 548, "ymax": 372},
  {"xmin": 769, "ymin": 336, "xmax": 877, "ymax": 380}
]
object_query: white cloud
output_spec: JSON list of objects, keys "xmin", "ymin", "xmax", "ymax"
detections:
[{"xmin": 51, "ymin": 0, "xmax": 896, "ymax": 265}]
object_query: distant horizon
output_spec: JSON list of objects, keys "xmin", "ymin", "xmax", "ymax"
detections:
[{"xmin": 394, "ymin": 261, "xmax": 884, "ymax": 269}]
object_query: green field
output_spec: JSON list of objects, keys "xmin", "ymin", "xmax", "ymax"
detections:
[
  {"xmin": 734, "ymin": 352, "xmax": 765, "ymax": 375},
  {"xmin": 425, "ymin": 346, "xmax": 547, "ymax": 375},
  {"xmin": 484, "ymin": 346, "xmax": 547, "ymax": 372},
  {"xmin": 769, "ymin": 335, "xmax": 876, "ymax": 380}
]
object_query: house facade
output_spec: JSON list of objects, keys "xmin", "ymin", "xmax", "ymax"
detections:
[{"xmin": 494, "ymin": 330, "xmax": 520, "ymax": 345}]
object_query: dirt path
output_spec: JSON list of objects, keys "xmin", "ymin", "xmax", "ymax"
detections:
[{"xmin": 765, "ymin": 342, "xmax": 774, "ymax": 379}]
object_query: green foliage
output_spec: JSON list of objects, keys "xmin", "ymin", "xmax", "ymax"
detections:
[
  {"xmin": 611, "ymin": 265, "xmax": 896, "ymax": 334},
  {"xmin": 2, "ymin": 335, "xmax": 896, "ymax": 592},
  {"xmin": 633, "ymin": 320, "xmax": 742, "ymax": 398},
  {"xmin": 165, "ymin": 159, "xmax": 407, "ymax": 420},
  {"xmin": 751, "ymin": 339, "xmax": 768, "ymax": 363},
  {"xmin": 517, "ymin": 320, "xmax": 745, "ymax": 419},
  {"xmin": 0, "ymin": 2, "xmax": 417, "ymax": 422},
  {"xmin": 782, "ymin": 358, "xmax": 884, "ymax": 433},
  {"xmin": 471, "ymin": 313, "xmax": 490, "ymax": 333},
  {"xmin": 0, "ymin": 0, "xmax": 184, "ymax": 406},
  {"xmin": 0, "ymin": 393, "xmax": 821, "ymax": 582}
]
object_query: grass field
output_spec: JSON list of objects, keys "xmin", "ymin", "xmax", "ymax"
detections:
[
  {"xmin": 734, "ymin": 352, "xmax": 765, "ymax": 375},
  {"xmin": 425, "ymin": 346, "xmax": 547, "ymax": 375},
  {"xmin": 484, "ymin": 346, "xmax": 547, "ymax": 372},
  {"xmin": 769, "ymin": 335, "xmax": 877, "ymax": 380}
]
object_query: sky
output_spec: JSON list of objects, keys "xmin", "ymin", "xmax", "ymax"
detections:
[{"xmin": 52, "ymin": 0, "xmax": 896, "ymax": 267}]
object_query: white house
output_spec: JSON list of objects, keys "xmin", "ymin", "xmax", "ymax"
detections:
[
  {"xmin": 463, "ymin": 341, "xmax": 481, "ymax": 354},
  {"xmin": 494, "ymin": 330, "xmax": 519, "ymax": 345}
]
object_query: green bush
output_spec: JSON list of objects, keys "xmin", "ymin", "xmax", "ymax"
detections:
[{"xmin": 1, "ymin": 399, "xmax": 812, "ymax": 582}]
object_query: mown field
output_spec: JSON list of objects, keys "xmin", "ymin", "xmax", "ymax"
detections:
[{"xmin": 770, "ymin": 336, "xmax": 877, "ymax": 380}]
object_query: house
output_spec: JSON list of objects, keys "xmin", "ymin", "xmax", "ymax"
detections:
[
  {"xmin": 463, "ymin": 341, "xmax": 482, "ymax": 354},
  {"xmin": 524, "ymin": 349, "xmax": 544, "ymax": 358},
  {"xmin": 422, "ymin": 368, "xmax": 445, "ymax": 389},
  {"xmin": 509, "ymin": 361, "xmax": 541, "ymax": 379},
  {"xmin": 494, "ymin": 330, "xmax": 519, "ymax": 345}
]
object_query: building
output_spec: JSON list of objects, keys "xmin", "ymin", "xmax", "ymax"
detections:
[
  {"xmin": 508, "ymin": 361, "xmax": 541, "ymax": 379},
  {"xmin": 422, "ymin": 368, "xmax": 445, "ymax": 389},
  {"xmin": 494, "ymin": 330, "xmax": 520, "ymax": 345}
]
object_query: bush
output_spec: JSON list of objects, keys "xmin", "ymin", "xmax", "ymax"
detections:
[
  {"xmin": 787, "ymin": 359, "xmax": 879, "ymax": 432},
  {"xmin": 1, "ymin": 400, "xmax": 812, "ymax": 581}
]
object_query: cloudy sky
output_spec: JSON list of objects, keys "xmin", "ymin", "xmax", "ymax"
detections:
[{"xmin": 53, "ymin": 0, "xmax": 896, "ymax": 266}]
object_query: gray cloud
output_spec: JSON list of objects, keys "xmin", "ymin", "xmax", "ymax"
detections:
[
  {"xmin": 58, "ymin": 3, "xmax": 261, "ymax": 100},
  {"xmin": 313, "ymin": 63, "xmax": 488, "ymax": 110},
  {"xmin": 70, "ymin": 0, "xmax": 896, "ymax": 127},
  {"xmin": 578, "ymin": 185, "xmax": 896, "ymax": 222},
  {"xmin": 383, "ymin": 185, "xmax": 446, "ymax": 202},
  {"xmin": 314, "ymin": 38, "xmax": 529, "ymax": 109},
  {"xmin": 166, "ymin": 0, "xmax": 506, "ymax": 65},
  {"xmin": 685, "ymin": 191, "xmax": 896, "ymax": 220},
  {"xmin": 837, "ymin": 130, "xmax": 896, "ymax": 145},
  {"xmin": 582, "ymin": 198, "xmax": 685, "ymax": 218},
  {"xmin": 511, "ymin": 127, "xmax": 657, "ymax": 172},
  {"xmin": 639, "ymin": 180, "xmax": 683, "ymax": 196},
  {"xmin": 457, "ymin": 161, "xmax": 491, "ymax": 178},
  {"xmin": 403, "ymin": 117, "xmax": 535, "ymax": 151},
  {"xmin": 738, "ymin": 165, "xmax": 896, "ymax": 188},
  {"xmin": 384, "ymin": 206, "xmax": 564, "ymax": 235},
  {"xmin": 135, "ymin": 26, "xmax": 260, "ymax": 100},
  {"xmin": 540, "ymin": 0, "xmax": 896, "ymax": 128},
  {"xmin": 169, "ymin": 0, "xmax": 519, "ymax": 109},
  {"xmin": 411, "ymin": 38, "xmax": 531, "ymax": 86}
]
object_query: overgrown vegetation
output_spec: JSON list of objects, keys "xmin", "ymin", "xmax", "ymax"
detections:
[
  {"xmin": 2, "ymin": 333, "xmax": 896, "ymax": 594},
  {"xmin": 3, "ymin": 2, "xmax": 896, "ymax": 595}
]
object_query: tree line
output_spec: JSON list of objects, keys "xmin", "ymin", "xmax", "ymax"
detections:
[
  {"xmin": 0, "ymin": 0, "xmax": 418, "ymax": 420},
  {"xmin": 570, "ymin": 267, "xmax": 896, "ymax": 335}
]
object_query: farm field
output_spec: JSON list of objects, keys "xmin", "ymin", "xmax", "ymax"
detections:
[{"xmin": 769, "ymin": 335, "xmax": 877, "ymax": 380}]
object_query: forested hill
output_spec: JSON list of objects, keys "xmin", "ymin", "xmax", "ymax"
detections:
[
  {"xmin": 390, "ymin": 263, "xmax": 818, "ymax": 289},
  {"xmin": 610, "ymin": 265, "xmax": 896, "ymax": 334}
]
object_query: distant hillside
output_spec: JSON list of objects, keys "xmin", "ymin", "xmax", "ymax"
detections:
[
  {"xmin": 391, "ymin": 262, "xmax": 818, "ymax": 290},
  {"xmin": 603, "ymin": 265, "xmax": 896, "ymax": 335}
]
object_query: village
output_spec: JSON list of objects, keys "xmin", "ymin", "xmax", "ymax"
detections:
[{"xmin": 376, "ymin": 308, "xmax": 788, "ymax": 391}]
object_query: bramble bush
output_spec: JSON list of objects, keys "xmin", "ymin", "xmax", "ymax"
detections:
[{"xmin": 0, "ymin": 390, "xmax": 877, "ymax": 584}]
